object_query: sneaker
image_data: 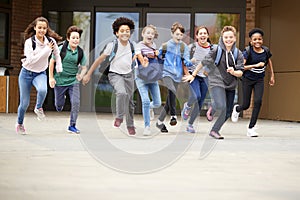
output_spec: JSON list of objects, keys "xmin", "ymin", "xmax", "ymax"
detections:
[
  {"xmin": 186, "ymin": 125, "xmax": 195, "ymax": 133},
  {"xmin": 206, "ymin": 106, "xmax": 213, "ymax": 121},
  {"xmin": 114, "ymin": 118, "xmax": 123, "ymax": 128},
  {"xmin": 34, "ymin": 107, "xmax": 45, "ymax": 120},
  {"xmin": 247, "ymin": 127, "xmax": 258, "ymax": 137},
  {"xmin": 169, "ymin": 116, "xmax": 177, "ymax": 126},
  {"xmin": 209, "ymin": 130, "xmax": 224, "ymax": 139},
  {"xmin": 16, "ymin": 124, "xmax": 26, "ymax": 135},
  {"xmin": 127, "ymin": 126, "xmax": 136, "ymax": 135},
  {"xmin": 231, "ymin": 104, "xmax": 240, "ymax": 123},
  {"xmin": 156, "ymin": 122, "xmax": 168, "ymax": 133},
  {"xmin": 68, "ymin": 125, "xmax": 80, "ymax": 134},
  {"xmin": 181, "ymin": 102, "xmax": 191, "ymax": 120},
  {"xmin": 150, "ymin": 109, "xmax": 155, "ymax": 121},
  {"xmin": 143, "ymin": 126, "xmax": 151, "ymax": 136}
]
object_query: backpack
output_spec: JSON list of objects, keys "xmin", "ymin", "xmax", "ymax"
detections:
[
  {"xmin": 188, "ymin": 42, "xmax": 214, "ymax": 59},
  {"xmin": 59, "ymin": 40, "xmax": 84, "ymax": 66},
  {"xmin": 99, "ymin": 39, "xmax": 135, "ymax": 76},
  {"xmin": 31, "ymin": 35, "xmax": 53, "ymax": 51},
  {"xmin": 245, "ymin": 45, "xmax": 270, "ymax": 65},
  {"xmin": 214, "ymin": 45, "xmax": 239, "ymax": 66}
]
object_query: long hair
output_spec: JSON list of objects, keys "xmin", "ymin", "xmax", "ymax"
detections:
[{"xmin": 24, "ymin": 16, "xmax": 62, "ymax": 41}]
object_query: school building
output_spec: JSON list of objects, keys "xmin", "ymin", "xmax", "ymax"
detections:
[{"xmin": 0, "ymin": 0, "xmax": 299, "ymax": 122}]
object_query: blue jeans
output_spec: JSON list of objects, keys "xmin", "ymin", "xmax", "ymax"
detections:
[
  {"xmin": 135, "ymin": 77, "xmax": 161, "ymax": 127},
  {"xmin": 209, "ymin": 86, "xmax": 235, "ymax": 132},
  {"xmin": 17, "ymin": 68, "xmax": 47, "ymax": 124},
  {"xmin": 54, "ymin": 83, "xmax": 80, "ymax": 126},
  {"xmin": 187, "ymin": 76, "xmax": 208, "ymax": 125}
]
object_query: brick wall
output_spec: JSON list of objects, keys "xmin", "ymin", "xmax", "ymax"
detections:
[
  {"xmin": 242, "ymin": 0, "xmax": 256, "ymax": 118},
  {"xmin": 10, "ymin": 0, "xmax": 43, "ymax": 112}
]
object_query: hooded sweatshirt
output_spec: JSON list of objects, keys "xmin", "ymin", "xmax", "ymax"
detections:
[{"xmin": 201, "ymin": 37, "xmax": 244, "ymax": 90}]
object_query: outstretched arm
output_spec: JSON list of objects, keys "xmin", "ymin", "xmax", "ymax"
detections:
[
  {"xmin": 82, "ymin": 53, "xmax": 107, "ymax": 85},
  {"xmin": 267, "ymin": 58, "xmax": 275, "ymax": 86}
]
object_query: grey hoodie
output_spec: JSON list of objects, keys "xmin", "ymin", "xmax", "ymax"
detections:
[{"xmin": 201, "ymin": 37, "xmax": 244, "ymax": 90}]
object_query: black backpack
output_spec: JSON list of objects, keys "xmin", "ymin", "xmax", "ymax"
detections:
[
  {"xmin": 99, "ymin": 39, "xmax": 135, "ymax": 76},
  {"xmin": 59, "ymin": 40, "xmax": 84, "ymax": 65}
]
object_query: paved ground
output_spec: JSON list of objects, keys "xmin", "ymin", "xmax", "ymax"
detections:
[{"xmin": 0, "ymin": 111, "xmax": 300, "ymax": 200}]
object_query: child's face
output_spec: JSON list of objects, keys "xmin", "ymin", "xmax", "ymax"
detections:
[
  {"xmin": 34, "ymin": 21, "xmax": 48, "ymax": 39},
  {"xmin": 196, "ymin": 28, "xmax": 209, "ymax": 45},
  {"xmin": 142, "ymin": 27, "xmax": 155, "ymax": 44},
  {"xmin": 171, "ymin": 28, "xmax": 184, "ymax": 44},
  {"xmin": 67, "ymin": 31, "xmax": 80, "ymax": 49},
  {"xmin": 250, "ymin": 33, "xmax": 263, "ymax": 48},
  {"xmin": 116, "ymin": 25, "xmax": 131, "ymax": 42},
  {"xmin": 222, "ymin": 30, "xmax": 236, "ymax": 48}
]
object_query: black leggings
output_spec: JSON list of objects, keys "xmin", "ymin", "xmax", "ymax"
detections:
[{"xmin": 236, "ymin": 77, "xmax": 264, "ymax": 128}]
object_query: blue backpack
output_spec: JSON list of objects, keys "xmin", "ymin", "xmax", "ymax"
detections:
[{"xmin": 214, "ymin": 45, "xmax": 239, "ymax": 66}]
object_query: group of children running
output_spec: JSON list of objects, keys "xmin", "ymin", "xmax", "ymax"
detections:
[{"xmin": 16, "ymin": 16, "xmax": 275, "ymax": 140}]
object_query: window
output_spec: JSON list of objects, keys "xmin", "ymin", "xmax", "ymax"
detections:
[{"xmin": 0, "ymin": 10, "xmax": 10, "ymax": 64}]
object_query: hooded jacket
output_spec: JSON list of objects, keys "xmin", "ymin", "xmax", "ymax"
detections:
[{"xmin": 201, "ymin": 37, "xmax": 244, "ymax": 90}]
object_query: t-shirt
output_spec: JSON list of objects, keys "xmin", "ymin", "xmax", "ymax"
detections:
[
  {"xmin": 103, "ymin": 40, "xmax": 133, "ymax": 74},
  {"xmin": 53, "ymin": 44, "xmax": 87, "ymax": 86},
  {"xmin": 243, "ymin": 47, "xmax": 272, "ymax": 80}
]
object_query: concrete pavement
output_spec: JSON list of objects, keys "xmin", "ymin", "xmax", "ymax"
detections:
[{"xmin": 0, "ymin": 111, "xmax": 300, "ymax": 200}]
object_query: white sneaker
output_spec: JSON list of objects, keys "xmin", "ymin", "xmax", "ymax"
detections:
[
  {"xmin": 247, "ymin": 127, "xmax": 258, "ymax": 137},
  {"xmin": 150, "ymin": 109, "xmax": 155, "ymax": 120},
  {"xmin": 34, "ymin": 107, "xmax": 45, "ymax": 120},
  {"xmin": 231, "ymin": 104, "xmax": 240, "ymax": 123},
  {"xmin": 16, "ymin": 124, "xmax": 26, "ymax": 135},
  {"xmin": 143, "ymin": 126, "xmax": 151, "ymax": 136}
]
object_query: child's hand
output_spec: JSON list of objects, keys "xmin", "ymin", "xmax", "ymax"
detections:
[
  {"xmin": 256, "ymin": 62, "xmax": 265, "ymax": 68},
  {"xmin": 182, "ymin": 74, "xmax": 195, "ymax": 83},
  {"xmin": 82, "ymin": 74, "xmax": 90, "ymax": 86},
  {"xmin": 49, "ymin": 77, "xmax": 56, "ymax": 88},
  {"xmin": 191, "ymin": 58, "xmax": 197, "ymax": 64},
  {"xmin": 227, "ymin": 67, "xmax": 235, "ymax": 75},
  {"xmin": 76, "ymin": 74, "xmax": 83, "ymax": 82},
  {"xmin": 269, "ymin": 76, "xmax": 275, "ymax": 86}
]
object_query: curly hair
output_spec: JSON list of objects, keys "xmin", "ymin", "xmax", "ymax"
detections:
[
  {"xmin": 66, "ymin": 25, "xmax": 83, "ymax": 39},
  {"xmin": 112, "ymin": 17, "xmax": 135, "ymax": 35},
  {"xmin": 24, "ymin": 16, "xmax": 62, "ymax": 42}
]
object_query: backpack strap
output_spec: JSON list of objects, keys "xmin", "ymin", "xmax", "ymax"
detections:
[
  {"xmin": 162, "ymin": 42, "xmax": 167, "ymax": 59},
  {"xmin": 180, "ymin": 42, "xmax": 185, "ymax": 61},
  {"xmin": 214, "ymin": 45, "xmax": 222, "ymax": 66},
  {"xmin": 214, "ymin": 45, "xmax": 238, "ymax": 66},
  {"xmin": 108, "ymin": 39, "xmax": 118, "ymax": 62},
  {"xmin": 31, "ymin": 35, "xmax": 53, "ymax": 51},
  {"xmin": 189, "ymin": 42, "xmax": 196, "ymax": 59}
]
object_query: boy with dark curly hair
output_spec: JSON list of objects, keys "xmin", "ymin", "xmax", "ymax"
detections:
[{"xmin": 83, "ymin": 17, "xmax": 136, "ymax": 135}]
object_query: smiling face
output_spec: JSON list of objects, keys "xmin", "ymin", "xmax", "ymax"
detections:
[
  {"xmin": 222, "ymin": 30, "xmax": 236, "ymax": 49},
  {"xmin": 116, "ymin": 25, "xmax": 131, "ymax": 43},
  {"xmin": 196, "ymin": 27, "xmax": 209, "ymax": 46},
  {"xmin": 34, "ymin": 21, "xmax": 48, "ymax": 40},
  {"xmin": 67, "ymin": 31, "xmax": 80, "ymax": 50},
  {"xmin": 171, "ymin": 28, "xmax": 184, "ymax": 44},
  {"xmin": 250, "ymin": 33, "xmax": 263, "ymax": 49}
]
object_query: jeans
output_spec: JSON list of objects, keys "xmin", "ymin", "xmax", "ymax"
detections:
[
  {"xmin": 54, "ymin": 83, "xmax": 80, "ymax": 126},
  {"xmin": 108, "ymin": 72, "xmax": 135, "ymax": 127},
  {"xmin": 209, "ymin": 86, "xmax": 235, "ymax": 132},
  {"xmin": 17, "ymin": 68, "xmax": 47, "ymax": 124},
  {"xmin": 187, "ymin": 76, "xmax": 208, "ymax": 125},
  {"xmin": 236, "ymin": 77, "xmax": 264, "ymax": 128},
  {"xmin": 135, "ymin": 77, "xmax": 161, "ymax": 127},
  {"xmin": 158, "ymin": 76, "xmax": 179, "ymax": 122}
]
